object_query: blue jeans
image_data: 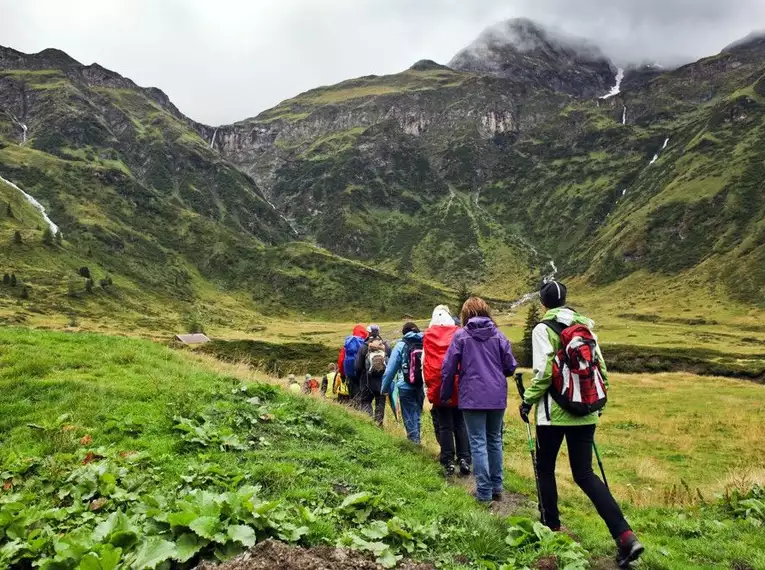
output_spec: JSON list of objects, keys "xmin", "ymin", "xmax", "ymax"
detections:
[
  {"xmin": 398, "ymin": 387, "xmax": 424, "ymax": 443},
  {"xmin": 463, "ymin": 409, "xmax": 505, "ymax": 501}
]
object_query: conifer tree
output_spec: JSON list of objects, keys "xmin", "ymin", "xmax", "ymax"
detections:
[
  {"xmin": 42, "ymin": 227, "xmax": 54, "ymax": 245},
  {"xmin": 2, "ymin": 274, "xmax": 9, "ymax": 286},
  {"xmin": 5, "ymin": 203, "xmax": 11, "ymax": 218},
  {"xmin": 20, "ymin": 286, "xmax": 29, "ymax": 300},
  {"xmin": 55, "ymin": 231, "xmax": 63, "ymax": 245},
  {"xmin": 10, "ymin": 274, "xmax": 17, "ymax": 287},
  {"xmin": 521, "ymin": 303, "xmax": 541, "ymax": 367},
  {"xmin": 13, "ymin": 231, "xmax": 22, "ymax": 244},
  {"xmin": 85, "ymin": 279, "xmax": 94, "ymax": 293}
]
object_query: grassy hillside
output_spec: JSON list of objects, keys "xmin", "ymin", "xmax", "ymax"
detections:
[
  {"xmin": 2, "ymin": 329, "xmax": 764, "ymax": 568},
  {"xmin": 0, "ymin": 47, "xmax": 451, "ymax": 325}
]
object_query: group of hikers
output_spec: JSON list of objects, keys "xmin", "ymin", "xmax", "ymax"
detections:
[{"xmin": 291, "ymin": 281, "xmax": 644, "ymax": 567}]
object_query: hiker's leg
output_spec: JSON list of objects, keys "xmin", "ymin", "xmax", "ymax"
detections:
[
  {"xmin": 536, "ymin": 426, "xmax": 565, "ymax": 529},
  {"xmin": 463, "ymin": 410, "xmax": 491, "ymax": 501},
  {"xmin": 453, "ymin": 408, "xmax": 471, "ymax": 464},
  {"xmin": 358, "ymin": 388, "xmax": 374, "ymax": 417},
  {"xmin": 430, "ymin": 407, "xmax": 442, "ymax": 446},
  {"xmin": 412, "ymin": 389, "xmax": 424, "ymax": 444},
  {"xmin": 566, "ymin": 425, "xmax": 631, "ymax": 539},
  {"xmin": 373, "ymin": 391, "xmax": 386, "ymax": 427},
  {"xmin": 434, "ymin": 406, "xmax": 455, "ymax": 467},
  {"xmin": 485, "ymin": 409, "xmax": 505, "ymax": 495},
  {"xmin": 399, "ymin": 389, "xmax": 421, "ymax": 443}
]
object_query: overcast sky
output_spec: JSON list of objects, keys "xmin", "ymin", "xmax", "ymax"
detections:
[{"xmin": 2, "ymin": 0, "xmax": 764, "ymax": 125}]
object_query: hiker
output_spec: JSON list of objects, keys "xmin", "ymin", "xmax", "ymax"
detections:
[
  {"xmin": 519, "ymin": 281, "xmax": 644, "ymax": 567},
  {"xmin": 442, "ymin": 297, "xmax": 517, "ymax": 503},
  {"xmin": 321, "ymin": 363, "xmax": 337, "ymax": 398},
  {"xmin": 337, "ymin": 324, "xmax": 369, "ymax": 405},
  {"xmin": 424, "ymin": 305, "xmax": 471, "ymax": 477},
  {"xmin": 288, "ymin": 374, "xmax": 302, "ymax": 394},
  {"xmin": 303, "ymin": 373, "xmax": 319, "ymax": 394},
  {"xmin": 381, "ymin": 322, "xmax": 425, "ymax": 444},
  {"xmin": 355, "ymin": 324, "xmax": 391, "ymax": 426}
]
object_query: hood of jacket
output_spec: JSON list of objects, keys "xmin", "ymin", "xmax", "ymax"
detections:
[
  {"xmin": 465, "ymin": 317, "xmax": 497, "ymax": 342},
  {"xmin": 546, "ymin": 307, "xmax": 595, "ymax": 329},
  {"xmin": 352, "ymin": 324, "xmax": 369, "ymax": 339},
  {"xmin": 403, "ymin": 331, "xmax": 424, "ymax": 342},
  {"xmin": 430, "ymin": 305, "xmax": 454, "ymax": 327}
]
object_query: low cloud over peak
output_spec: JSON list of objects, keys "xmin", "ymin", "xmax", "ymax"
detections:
[{"xmin": 1, "ymin": 0, "xmax": 763, "ymax": 124}]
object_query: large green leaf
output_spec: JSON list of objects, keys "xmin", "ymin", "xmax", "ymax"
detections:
[
  {"xmin": 175, "ymin": 533, "xmax": 206, "ymax": 563},
  {"xmin": 227, "ymin": 524, "xmax": 257, "ymax": 547},
  {"xmin": 132, "ymin": 537, "xmax": 176, "ymax": 570},
  {"xmin": 189, "ymin": 516, "xmax": 222, "ymax": 540}
]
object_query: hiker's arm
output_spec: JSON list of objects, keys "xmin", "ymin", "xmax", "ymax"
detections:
[
  {"xmin": 337, "ymin": 348, "xmax": 346, "ymax": 378},
  {"xmin": 591, "ymin": 332, "xmax": 610, "ymax": 389},
  {"xmin": 524, "ymin": 324, "xmax": 554, "ymax": 405},
  {"xmin": 501, "ymin": 336, "xmax": 518, "ymax": 377},
  {"xmin": 381, "ymin": 343, "xmax": 401, "ymax": 395},
  {"xmin": 354, "ymin": 346, "xmax": 365, "ymax": 379},
  {"xmin": 440, "ymin": 337, "xmax": 461, "ymax": 403}
]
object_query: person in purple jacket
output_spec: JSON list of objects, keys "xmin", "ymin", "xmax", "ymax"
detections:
[{"xmin": 441, "ymin": 296, "xmax": 517, "ymax": 503}]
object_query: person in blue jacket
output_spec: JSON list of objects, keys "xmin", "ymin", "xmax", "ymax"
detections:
[{"xmin": 381, "ymin": 322, "xmax": 425, "ymax": 443}]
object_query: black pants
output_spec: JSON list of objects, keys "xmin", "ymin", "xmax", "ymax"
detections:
[
  {"xmin": 359, "ymin": 389, "xmax": 386, "ymax": 426},
  {"xmin": 431, "ymin": 406, "xmax": 471, "ymax": 467},
  {"xmin": 536, "ymin": 425, "xmax": 630, "ymax": 539}
]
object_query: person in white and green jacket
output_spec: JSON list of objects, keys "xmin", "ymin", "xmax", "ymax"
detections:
[{"xmin": 519, "ymin": 281, "xmax": 644, "ymax": 568}]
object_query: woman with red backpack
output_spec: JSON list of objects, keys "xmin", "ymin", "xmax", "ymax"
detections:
[
  {"xmin": 442, "ymin": 297, "xmax": 517, "ymax": 503},
  {"xmin": 423, "ymin": 305, "xmax": 471, "ymax": 477}
]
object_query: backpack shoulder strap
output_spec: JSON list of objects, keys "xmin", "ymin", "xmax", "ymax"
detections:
[{"xmin": 542, "ymin": 319, "xmax": 567, "ymax": 338}]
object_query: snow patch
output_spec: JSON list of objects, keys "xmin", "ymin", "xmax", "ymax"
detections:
[
  {"xmin": 600, "ymin": 68, "xmax": 624, "ymax": 99},
  {"xmin": 0, "ymin": 174, "xmax": 59, "ymax": 234}
]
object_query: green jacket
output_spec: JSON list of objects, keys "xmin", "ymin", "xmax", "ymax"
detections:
[{"xmin": 523, "ymin": 307, "xmax": 609, "ymax": 426}]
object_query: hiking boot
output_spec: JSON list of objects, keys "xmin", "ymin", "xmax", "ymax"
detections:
[
  {"xmin": 471, "ymin": 491, "xmax": 492, "ymax": 504},
  {"xmin": 444, "ymin": 463, "xmax": 456, "ymax": 478},
  {"xmin": 616, "ymin": 531, "xmax": 644, "ymax": 568},
  {"xmin": 492, "ymin": 491, "xmax": 503, "ymax": 502},
  {"xmin": 459, "ymin": 459, "xmax": 471, "ymax": 477}
]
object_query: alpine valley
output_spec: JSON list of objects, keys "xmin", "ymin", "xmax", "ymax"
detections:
[{"xmin": 3, "ymin": 18, "xmax": 765, "ymax": 330}]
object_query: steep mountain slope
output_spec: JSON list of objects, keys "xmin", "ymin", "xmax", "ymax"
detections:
[
  {"xmin": 215, "ymin": 21, "xmax": 765, "ymax": 305},
  {"xmin": 0, "ymin": 47, "xmax": 451, "ymax": 326}
]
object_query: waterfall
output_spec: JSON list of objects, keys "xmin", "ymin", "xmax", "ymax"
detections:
[
  {"xmin": 0, "ymin": 174, "xmax": 59, "ymax": 234},
  {"xmin": 508, "ymin": 260, "xmax": 558, "ymax": 309},
  {"xmin": 649, "ymin": 137, "xmax": 670, "ymax": 165},
  {"xmin": 622, "ymin": 106, "xmax": 627, "ymax": 125},
  {"xmin": 21, "ymin": 124, "xmax": 27, "ymax": 144},
  {"xmin": 210, "ymin": 128, "xmax": 218, "ymax": 149},
  {"xmin": 600, "ymin": 68, "xmax": 625, "ymax": 99}
]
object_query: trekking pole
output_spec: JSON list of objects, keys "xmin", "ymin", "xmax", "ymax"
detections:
[
  {"xmin": 593, "ymin": 441, "xmax": 609, "ymax": 491},
  {"xmin": 514, "ymin": 373, "xmax": 546, "ymax": 526}
]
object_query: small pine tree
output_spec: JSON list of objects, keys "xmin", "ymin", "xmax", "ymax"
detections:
[
  {"xmin": 457, "ymin": 282, "xmax": 472, "ymax": 312},
  {"xmin": 10, "ymin": 273, "xmax": 17, "ymax": 287},
  {"xmin": 2, "ymin": 274, "xmax": 9, "ymax": 286},
  {"xmin": 85, "ymin": 279, "xmax": 94, "ymax": 293},
  {"xmin": 42, "ymin": 227, "xmax": 54, "ymax": 245},
  {"xmin": 79, "ymin": 266, "xmax": 91, "ymax": 279},
  {"xmin": 55, "ymin": 231, "xmax": 63, "ymax": 245},
  {"xmin": 20, "ymin": 286, "xmax": 29, "ymax": 300},
  {"xmin": 521, "ymin": 303, "xmax": 542, "ymax": 367},
  {"xmin": 13, "ymin": 231, "xmax": 22, "ymax": 244},
  {"xmin": 5, "ymin": 203, "xmax": 12, "ymax": 218}
]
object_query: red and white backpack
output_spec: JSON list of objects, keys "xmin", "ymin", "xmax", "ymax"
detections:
[{"xmin": 543, "ymin": 320, "xmax": 608, "ymax": 416}]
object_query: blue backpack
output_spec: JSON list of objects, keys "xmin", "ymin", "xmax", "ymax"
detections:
[{"xmin": 343, "ymin": 335, "xmax": 365, "ymax": 379}]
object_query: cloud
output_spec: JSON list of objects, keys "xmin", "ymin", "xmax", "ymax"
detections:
[{"xmin": 0, "ymin": 0, "xmax": 763, "ymax": 124}]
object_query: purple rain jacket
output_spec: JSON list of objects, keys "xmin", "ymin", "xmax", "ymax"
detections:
[{"xmin": 440, "ymin": 316, "xmax": 517, "ymax": 410}]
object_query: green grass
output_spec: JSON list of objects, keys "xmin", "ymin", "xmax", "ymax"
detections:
[{"xmin": 2, "ymin": 328, "xmax": 765, "ymax": 569}]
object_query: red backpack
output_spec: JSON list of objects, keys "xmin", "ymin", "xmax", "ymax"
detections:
[
  {"xmin": 543, "ymin": 320, "xmax": 608, "ymax": 416},
  {"xmin": 423, "ymin": 326, "xmax": 459, "ymax": 406}
]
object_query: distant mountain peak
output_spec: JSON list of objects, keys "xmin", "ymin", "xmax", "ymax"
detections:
[
  {"xmin": 409, "ymin": 59, "xmax": 451, "ymax": 72},
  {"xmin": 722, "ymin": 30, "xmax": 765, "ymax": 53},
  {"xmin": 449, "ymin": 18, "xmax": 615, "ymax": 98}
]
